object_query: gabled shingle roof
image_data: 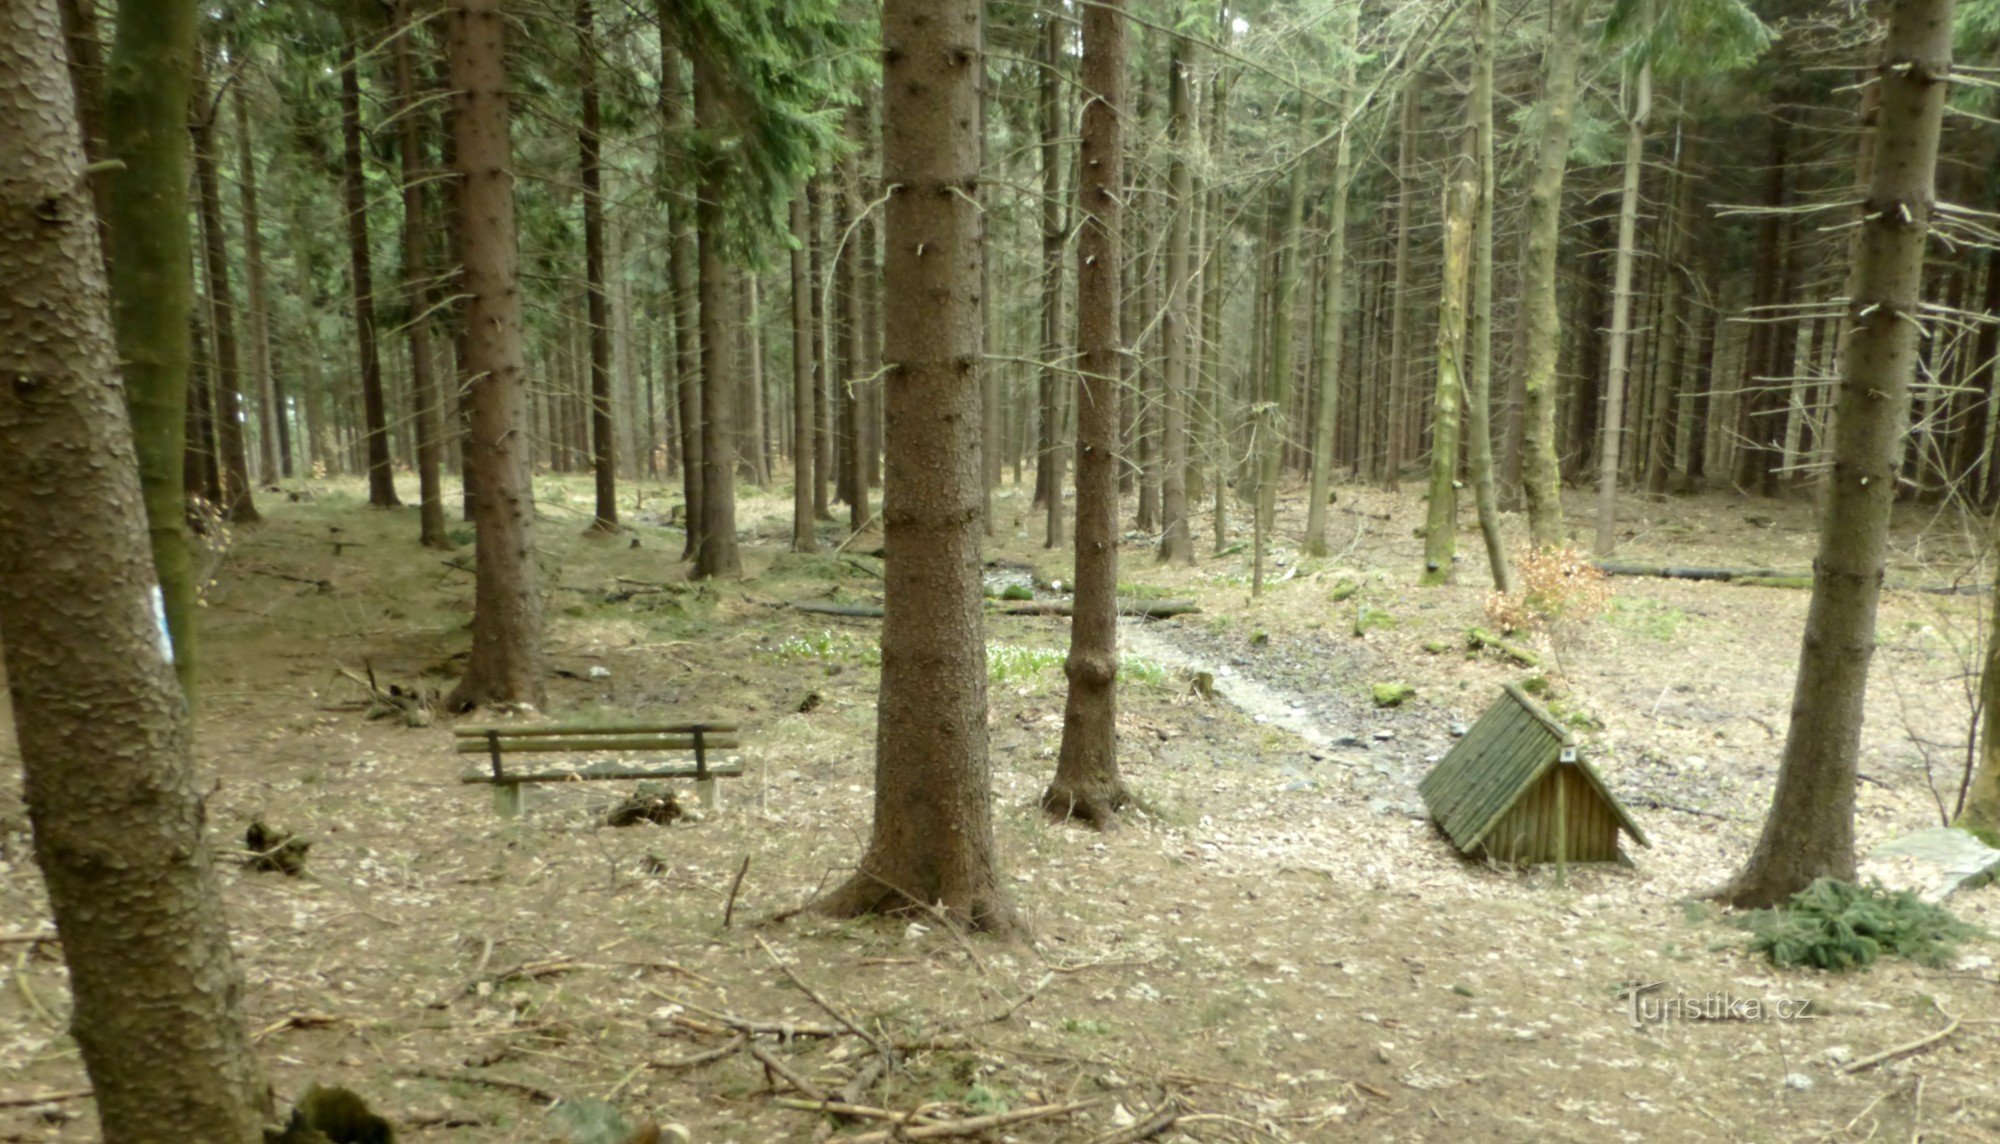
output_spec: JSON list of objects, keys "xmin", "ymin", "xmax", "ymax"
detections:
[{"xmin": 1418, "ymin": 682, "xmax": 1648, "ymax": 852}]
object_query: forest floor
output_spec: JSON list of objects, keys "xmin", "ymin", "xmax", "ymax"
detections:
[{"xmin": 4, "ymin": 472, "xmax": 2000, "ymax": 1143}]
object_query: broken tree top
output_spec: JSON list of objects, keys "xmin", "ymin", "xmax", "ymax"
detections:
[{"xmin": 1419, "ymin": 683, "xmax": 1648, "ymax": 865}]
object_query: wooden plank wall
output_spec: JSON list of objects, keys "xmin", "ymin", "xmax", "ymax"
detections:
[{"xmin": 1480, "ymin": 765, "xmax": 1619, "ymax": 864}]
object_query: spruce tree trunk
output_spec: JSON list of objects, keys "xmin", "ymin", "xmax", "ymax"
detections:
[
  {"xmin": 1422, "ymin": 167, "xmax": 1474, "ymax": 586},
  {"xmin": 446, "ymin": 0, "xmax": 545, "ymax": 712},
  {"xmin": 1201, "ymin": 8, "xmax": 1230, "ymax": 553},
  {"xmin": 1645, "ymin": 126, "xmax": 1692, "ymax": 497},
  {"xmin": 104, "ymin": 0, "xmax": 200, "ymax": 698},
  {"xmin": 1038, "ymin": 13, "xmax": 1066, "ymax": 547},
  {"xmin": 1519, "ymin": 0, "xmax": 1589, "ymax": 548},
  {"xmin": 341, "ymin": 38, "xmax": 401, "ymax": 508},
  {"xmin": 810, "ymin": 180, "xmax": 834, "ymax": 519},
  {"xmin": 692, "ymin": 53, "xmax": 741, "ymax": 579},
  {"xmin": 1254, "ymin": 151, "xmax": 1307, "ymax": 598},
  {"xmin": 1304, "ymin": 6, "xmax": 1357, "ymax": 560},
  {"xmin": 663, "ymin": 44, "xmax": 703, "ymax": 556},
  {"xmin": 1048, "ymin": 0, "xmax": 1129, "ymax": 828},
  {"xmin": 791, "ymin": 194, "xmax": 817, "ymax": 552},
  {"xmin": 191, "ymin": 47, "xmax": 259, "ymax": 525},
  {"xmin": 0, "ymin": 2, "xmax": 267, "ymax": 1133},
  {"xmin": 395, "ymin": 0, "xmax": 449, "ymax": 549},
  {"xmin": 578, "ymin": 0, "xmax": 617, "ymax": 532},
  {"xmin": 1465, "ymin": 0, "xmax": 1511, "ymax": 592},
  {"xmin": 1723, "ymin": 0, "xmax": 1954, "ymax": 908},
  {"xmin": 1595, "ymin": 49, "xmax": 1652, "ymax": 556},
  {"xmin": 1157, "ymin": 33, "xmax": 1193, "ymax": 565},
  {"xmin": 1381, "ymin": 84, "xmax": 1418, "ymax": 493},
  {"xmin": 819, "ymin": 0, "xmax": 1015, "ymax": 931},
  {"xmin": 231, "ymin": 77, "xmax": 280, "ymax": 488}
]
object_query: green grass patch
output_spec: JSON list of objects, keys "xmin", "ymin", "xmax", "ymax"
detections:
[{"xmin": 1605, "ymin": 596, "xmax": 1686, "ymax": 641}]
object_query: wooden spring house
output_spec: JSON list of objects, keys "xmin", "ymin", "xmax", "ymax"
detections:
[{"xmin": 1418, "ymin": 683, "xmax": 1648, "ymax": 865}]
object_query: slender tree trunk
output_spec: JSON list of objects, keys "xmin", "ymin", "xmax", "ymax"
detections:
[
  {"xmin": 1047, "ymin": 0, "xmax": 1130, "ymax": 827},
  {"xmin": 662, "ymin": 43, "xmax": 703, "ymax": 555},
  {"xmin": 577, "ymin": 0, "xmax": 617, "ymax": 531},
  {"xmin": 1423, "ymin": 164, "xmax": 1475, "ymax": 586},
  {"xmin": 1519, "ymin": 0, "xmax": 1589, "ymax": 547},
  {"xmin": 1646, "ymin": 124, "xmax": 1692, "ymax": 497},
  {"xmin": 1039, "ymin": 13, "xmax": 1066, "ymax": 547},
  {"xmin": 231, "ymin": 76, "xmax": 280, "ymax": 488},
  {"xmin": 1381, "ymin": 83, "xmax": 1418, "ymax": 493},
  {"xmin": 692, "ymin": 54, "xmax": 741, "ymax": 579},
  {"xmin": 819, "ymin": 0, "xmax": 1015, "ymax": 931},
  {"xmin": 446, "ymin": 0, "xmax": 545, "ymax": 712},
  {"xmin": 0, "ymin": 3, "xmax": 268, "ymax": 1136},
  {"xmin": 1595, "ymin": 49, "xmax": 1652, "ymax": 555},
  {"xmin": 810, "ymin": 180, "xmax": 834, "ymax": 519},
  {"xmin": 340, "ymin": 38, "xmax": 400, "ymax": 508},
  {"xmin": 1723, "ymin": 0, "xmax": 1954, "ymax": 907},
  {"xmin": 1157, "ymin": 34, "xmax": 1193, "ymax": 564},
  {"xmin": 1254, "ymin": 146, "xmax": 1307, "ymax": 597},
  {"xmin": 1202, "ymin": 9, "xmax": 1230, "ymax": 552},
  {"xmin": 791, "ymin": 194, "xmax": 817, "ymax": 551},
  {"xmin": 192, "ymin": 47, "xmax": 258, "ymax": 525},
  {"xmin": 1465, "ymin": 0, "xmax": 1511, "ymax": 591},
  {"xmin": 1733, "ymin": 103, "xmax": 1793, "ymax": 494},
  {"xmin": 396, "ymin": 0, "xmax": 449, "ymax": 548},
  {"xmin": 1305, "ymin": 6, "xmax": 1357, "ymax": 560}
]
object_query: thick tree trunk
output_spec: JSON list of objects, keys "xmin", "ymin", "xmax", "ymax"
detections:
[
  {"xmin": 578, "ymin": 0, "xmax": 617, "ymax": 532},
  {"xmin": 819, "ymin": 0, "xmax": 1015, "ymax": 931},
  {"xmin": 341, "ymin": 40, "xmax": 401, "ymax": 508},
  {"xmin": 192, "ymin": 47, "xmax": 258, "ymax": 525},
  {"xmin": 104, "ymin": 0, "xmax": 200, "ymax": 698},
  {"xmin": 1047, "ymin": 0, "xmax": 1129, "ymax": 828},
  {"xmin": 1519, "ymin": 0, "xmax": 1589, "ymax": 548},
  {"xmin": 1422, "ymin": 167, "xmax": 1474, "ymax": 586},
  {"xmin": 1158, "ymin": 33, "xmax": 1193, "ymax": 565},
  {"xmin": 446, "ymin": 0, "xmax": 545, "ymax": 712},
  {"xmin": 1595, "ymin": 51, "xmax": 1652, "ymax": 555},
  {"xmin": 395, "ymin": 0, "xmax": 449, "ymax": 549},
  {"xmin": 0, "ymin": 3, "xmax": 267, "ymax": 1135},
  {"xmin": 1723, "ymin": 0, "xmax": 1954, "ymax": 908}
]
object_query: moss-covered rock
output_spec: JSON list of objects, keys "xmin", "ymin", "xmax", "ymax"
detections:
[
  {"xmin": 1353, "ymin": 606, "xmax": 1395, "ymax": 637},
  {"xmin": 1372, "ymin": 682, "xmax": 1416, "ymax": 708}
]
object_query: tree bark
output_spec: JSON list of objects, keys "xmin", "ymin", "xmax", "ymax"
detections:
[
  {"xmin": 692, "ymin": 52, "xmax": 741, "ymax": 580},
  {"xmin": 191, "ymin": 46, "xmax": 259, "ymax": 526},
  {"xmin": 340, "ymin": 38, "xmax": 401, "ymax": 508},
  {"xmin": 1157, "ymin": 31, "xmax": 1193, "ymax": 565},
  {"xmin": 1595, "ymin": 46, "xmax": 1652, "ymax": 555},
  {"xmin": 1422, "ymin": 164, "xmax": 1474, "ymax": 586},
  {"xmin": 818, "ymin": 0, "xmax": 1015, "ymax": 931},
  {"xmin": 103, "ymin": 0, "xmax": 200, "ymax": 698},
  {"xmin": 0, "ymin": 2, "xmax": 267, "ymax": 1133},
  {"xmin": 445, "ymin": 0, "xmax": 546, "ymax": 712},
  {"xmin": 1465, "ymin": 0, "xmax": 1511, "ymax": 592},
  {"xmin": 1254, "ymin": 148, "xmax": 1306, "ymax": 597},
  {"xmin": 578, "ymin": 0, "xmax": 617, "ymax": 532},
  {"xmin": 791, "ymin": 193, "xmax": 818, "ymax": 552},
  {"xmin": 1381, "ymin": 85, "xmax": 1417, "ymax": 493},
  {"xmin": 231, "ymin": 74, "xmax": 280, "ymax": 489},
  {"xmin": 395, "ymin": 0, "xmax": 449, "ymax": 549},
  {"xmin": 1047, "ymin": 0, "xmax": 1129, "ymax": 828},
  {"xmin": 1723, "ymin": 0, "xmax": 1954, "ymax": 908},
  {"xmin": 1519, "ymin": 0, "xmax": 1589, "ymax": 548},
  {"xmin": 1038, "ymin": 12, "xmax": 1066, "ymax": 548},
  {"xmin": 661, "ymin": 42, "xmax": 702, "ymax": 557},
  {"xmin": 1305, "ymin": 6, "xmax": 1357, "ymax": 560},
  {"xmin": 1645, "ymin": 124, "xmax": 1693, "ymax": 497}
]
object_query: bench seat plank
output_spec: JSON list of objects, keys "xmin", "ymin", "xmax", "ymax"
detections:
[{"xmin": 454, "ymin": 735, "xmax": 739, "ymax": 754}]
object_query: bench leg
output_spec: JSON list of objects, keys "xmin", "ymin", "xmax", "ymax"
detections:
[
  {"xmin": 494, "ymin": 782, "xmax": 523, "ymax": 818},
  {"xmin": 696, "ymin": 777, "xmax": 721, "ymax": 813}
]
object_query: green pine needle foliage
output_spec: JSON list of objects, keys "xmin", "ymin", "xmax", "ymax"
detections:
[{"xmin": 1736, "ymin": 879, "xmax": 1980, "ymax": 972}]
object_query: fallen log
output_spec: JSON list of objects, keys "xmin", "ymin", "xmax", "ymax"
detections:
[
  {"xmin": 787, "ymin": 599, "xmax": 1202, "ymax": 620},
  {"xmin": 999, "ymin": 599, "xmax": 1202, "ymax": 619},
  {"xmin": 789, "ymin": 601, "xmax": 885, "ymax": 618},
  {"xmin": 1467, "ymin": 627, "xmax": 1540, "ymax": 667},
  {"xmin": 1596, "ymin": 563, "xmax": 1795, "ymax": 583}
]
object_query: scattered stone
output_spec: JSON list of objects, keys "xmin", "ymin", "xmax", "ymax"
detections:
[
  {"xmin": 587, "ymin": 665, "xmax": 611, "ymax": 680},
  {"xmin": 1864, "ymin": 827, "xmax": 2000, "ymax": 902},
  {"xmin": 1449, "ymin": 722, "xmax": 1469, "ymax": 737},
  {"xmin": 1371, "ymin": 729, "xmax": 1397, "ymax": 741}
]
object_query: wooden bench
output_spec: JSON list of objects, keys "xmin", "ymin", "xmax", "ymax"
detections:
[{"xmin": 455, "ymin": 721, "xmax": 742, "ymax": 817}]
